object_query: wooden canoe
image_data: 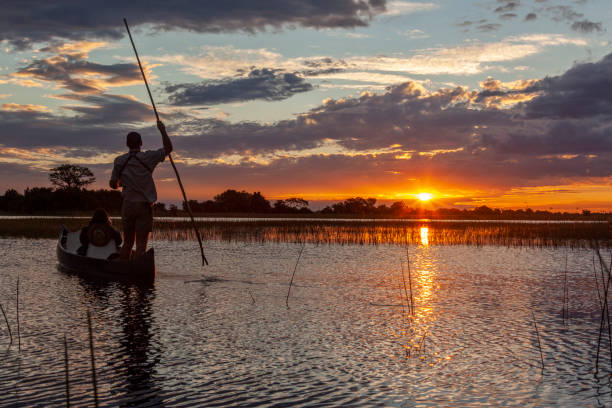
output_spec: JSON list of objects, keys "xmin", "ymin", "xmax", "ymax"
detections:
[{"xmin": 57, "ymin": 226, "xmax": 155, "ymax": 281}]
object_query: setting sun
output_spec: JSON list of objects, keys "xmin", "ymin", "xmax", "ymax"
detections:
[{"xmin": 417, "ymin": 192, "xmax": 433, "ymax": 202}]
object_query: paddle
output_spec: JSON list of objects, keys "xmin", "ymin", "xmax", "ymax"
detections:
[{"xmin": 123, "ymin": 18, "xmax": 208, "ymax": 266}]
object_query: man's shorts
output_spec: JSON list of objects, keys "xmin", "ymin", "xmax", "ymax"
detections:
[{"xmin": 121, "ymin": 200, "xmax": 153, "ymax": 233}]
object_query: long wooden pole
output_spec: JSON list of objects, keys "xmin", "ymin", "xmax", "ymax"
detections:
[
  {"xmin": 123, "ymin": 18, "xmax": 208, "ymax": 266},
  {"xmin": 87, "ymin": 310, "xmax": 99, "ymax": 408}
]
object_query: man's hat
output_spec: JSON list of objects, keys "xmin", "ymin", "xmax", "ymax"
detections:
[{"xmin": 126, "ymin": 131, "xmax": 142, "ymax": 148}]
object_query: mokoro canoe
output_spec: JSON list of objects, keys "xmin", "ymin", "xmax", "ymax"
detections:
[{"xmin": 57, "ymin": 226, "xmax": 155, "ymax": 281}]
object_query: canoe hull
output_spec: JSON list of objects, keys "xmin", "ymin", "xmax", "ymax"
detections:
[{"xmin": 57, "ymin": 228, "xmax": 155, "ymax": 282}]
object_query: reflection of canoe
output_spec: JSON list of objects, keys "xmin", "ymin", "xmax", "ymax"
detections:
[{"xmin": 57, "ymin": 226, "xmax": 155, "ymax": 281}]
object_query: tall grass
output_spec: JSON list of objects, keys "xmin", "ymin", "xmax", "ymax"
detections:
[{"xmin": 0, "ymin": 217, "xmax": 610, "ymax": 247}]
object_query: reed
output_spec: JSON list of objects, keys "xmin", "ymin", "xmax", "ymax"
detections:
[
  {"xmin": 1, "ymin": 217, "xmax": 611, "ymax": 247},
  {"xmin": 593, "ymin": 252, "xmax": 603, "ymax": 310},
  {"xmin": 562, "ymin": 252, "xmax": 569, "ymax": 324},
  {"xmin": 86, "ymin": 309, "xmax": 99, "ymax": 408},
  {"xmin": 406, "ymin": 249, "xmax": 415, "ymax": 316},
  {"xmin": 16, "ymin": 277, "xmax": 20, "ymax": 351},
  {"xmin": 595, "ymin": 248, "xmax": 612, "ymax": 373},
  {"xmin": 0, "ymin": 302, "xmax": 12, "ymax": 344},
  {"xmin": 285, "ymin": 244, "xmax": 305, "ymax": 308},
  {"xmin": 399, "ymin": 260, "xmax": 410, "ymax": 316},
  {"xmin": 64, "ymin": 334, "xmax": 70, "ymax": 408},
  {"xmin": 532, "ymin": 311, "xmax": 545, "ymax": 371}
]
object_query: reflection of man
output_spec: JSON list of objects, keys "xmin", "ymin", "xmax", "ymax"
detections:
[{"xmin": 110, "ymin": 121, "xmax": 172, "ymax": 259}]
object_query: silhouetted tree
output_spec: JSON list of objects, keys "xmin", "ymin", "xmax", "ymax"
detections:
[
  {"xmin": 274, "ymin": 197, "xmax": 311, "ymax": 213},
  {"xmin": 250, "ymin": 192, "xmax": 271, "ymax": 213},
  {"xmin": 49, "ymin": 164, "xmax": 95, "ymax": 190},
  {"xmin": 23, "ymin": 187, "xmax": 54, "ymax": 212},
  {"xmin": 331, "ymin": 197, "xmax": 377, "ymax": 215},
  {"xmin": 214, "ymin": 189, "xmax": 253, "ymax": 212},
  {"xmin": 0, "ymin": 189, "xmax": 24, "ymax": 212}
]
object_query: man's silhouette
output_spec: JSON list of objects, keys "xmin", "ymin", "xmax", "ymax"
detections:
[{"xmin": 110, "ymin": 121, "xmax": 172, "ymax": 259}]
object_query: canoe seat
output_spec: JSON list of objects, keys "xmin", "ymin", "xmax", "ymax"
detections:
[
  {"xmin": 64, "ymin": 230, "xmax": 81, "ymax": 253},
  {"xmin": 64, "ymin": 229, "xmax": 119, "ymax": 260},
  {"xmin": 87, "ymin": 240, "xmax": 118, "ymax": 260}
]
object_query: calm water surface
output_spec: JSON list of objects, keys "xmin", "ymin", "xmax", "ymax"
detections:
[{"xmin": 0, "ymin": 234, "xmax": 611, "ymax": 407}]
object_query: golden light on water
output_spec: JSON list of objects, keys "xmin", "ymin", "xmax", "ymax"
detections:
[{"xmin": 420, "ymin": 227, "xmax": 429, "ymax": 246}]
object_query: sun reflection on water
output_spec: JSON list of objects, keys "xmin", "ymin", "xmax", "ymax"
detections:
[
  {"xmin": 396, "ymin": 245, "xmax": 445, "ymax": 364},
  {"xmin": 420, "ymin": 227, "xmax": 429, "ymax": 246}
]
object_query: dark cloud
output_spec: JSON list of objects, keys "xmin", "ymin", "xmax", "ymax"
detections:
[
  {"xmin": 546, "ymin": 5, "xmax": 583, "ymax": 22},
  {"xmin": 300, "ymin": 58, "xmax": 347, "ymax": 76},
  {"xmin": 0, "ymin": 93, "xmax": 160, "ymax": 150},
  {"xmin": 300, "ymin": 68, "xmax": 345, "ymax": 77},
  {"xmin": 4, "ymin": 52, "xmax": 612, "ymax": 194},
  {"xmin": 477, "ymin": 23, "xmax": 502, "ymax": 32},
  {"xmin": 494, "ymin": 2, "xmax": 520, "ymax": 13},
  {"xmin": 522, "ymin": 54, "xmax": 612, "ymax": 119},
  {"xmin": 571, "ymin": 20, "xmax": 604, "ymax": 33},
  {"xmin": 499, "ymin": 13, "xmax": 517, "ymax": 20},
  {"xmin": 474, "ymin": 54, "xmax": 612, "ymax": 121},
  {"xmin": 0, "ymin": 0, "xmax": 387, "ymax": 49},
  {"xmin": 168, "ymin": 53, "xmax": 612, "ymax": 188},
  {"xmin": 165, "ymin": 68, "xmax": 314, "ymax": 105},
  {"xmin": 14, "ymin": 53, "xmax": 141, "ymax": 93},
  {"xmin": 467, "ymin": 1, "xmax": 604, "ymax": 35}
]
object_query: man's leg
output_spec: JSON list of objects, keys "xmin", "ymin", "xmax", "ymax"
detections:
[
  {"xmin": 134, "ymin": 231, "xmax": 150, "ymax": 257},
  {"xmin": 133, "ymin": 202, "xmax": 152, "ymax": 258},
  {"xmin": 120, "ymin": 226, "xmax": 135, "ymax": 260},
  {"xmin": 120, "ymin": 201, "xmax": 135, "ymax": 260}
]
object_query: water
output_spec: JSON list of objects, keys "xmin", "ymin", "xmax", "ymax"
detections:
[{"xmin": 1, "ymin": 236, "xmax": 611, "ymax": 407}]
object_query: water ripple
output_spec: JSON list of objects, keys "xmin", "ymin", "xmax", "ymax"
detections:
[{"xmin": 1, "ymin": 240, "xmax": 612, "ymax": 406}]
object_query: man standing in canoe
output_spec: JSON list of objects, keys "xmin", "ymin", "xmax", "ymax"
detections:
[{"xmin": 110, "ymin": 121, "xmax": 172, "ymax": 259}]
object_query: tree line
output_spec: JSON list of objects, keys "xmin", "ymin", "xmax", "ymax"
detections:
[
  {"xmin": 1, "ymin": 187, "xmax": 609, "ymax": 220},
  {"xmin": 0, "ymin": 164, "xmax": 609, "ymax": 219}
]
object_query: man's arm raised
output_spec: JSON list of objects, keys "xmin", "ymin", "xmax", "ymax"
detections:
[{"xmin": 157, "ymin": 120, "xmax": 173, "ymax": 155}]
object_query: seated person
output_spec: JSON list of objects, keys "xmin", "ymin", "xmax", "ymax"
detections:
[{"xmin": 77, "ymin": 208, "xmax": 122, "ymax": 257}]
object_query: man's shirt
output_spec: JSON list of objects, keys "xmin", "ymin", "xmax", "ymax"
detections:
[{"xmin": 110, "ymin": 148, "xmax": 166, "ymax": 203}]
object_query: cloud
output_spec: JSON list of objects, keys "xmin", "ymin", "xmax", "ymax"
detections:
[
  {"xmin": 164, "ymin": 52, "xmax": 612, "ymax": 190},
  {"xmin": 0, "ymin": 92, "xmax": 157, "ymax": 151},
  {"xmin": 571, "ymin": 20, "xmax": 604, "ymax": 33},
  {"xmin": 4, "ymin": 51, "xmax": 612, "ymax": 198},
  {"xmin": 166, "ymin": 68, "xmax": 314, "ymax": 105},
  {"xmin": 0, "ymin": 0, "xmax": 388, "ymax": 49},
  {"xmin": 1, "ymin": 103, "xmax": 51, "ymax": 112},
  {"xmin": 475, "ymin": 53, "xmax": 612, "ymax": 119},
  {"xmin": 542, "ymin": 4, "xmax": 604, "ymax": 33},
  {"xmin": 400, "ymin": 29, "xmax": 430, "ymax": 39},
  {"xmin": 522, "ymin": 53, "xmax": 612, "ymax": 119},
  {"xmin": 463, "ymin": 1, "xmax": 604, "ymax": 36},
  {"xmin": 12, "ymin": 43, "xmax": 142, "ymax": 93},
  {"xmin": 477, "ymin": 23, "xmax": 502, "ymax": 32},
  {"xmin": 475, "ymin": 77, "xmax": 539, "ymax": 107},
  {"xmin": 499, "ymin": 13, "xmax": 517, "ymax": 20},
  {"xmin": 381, "ymin": 1, "xmax": 438, "ymax": 16},
  {"xmin": 154, "ymin": 34, "xmax": 587, "ymax": 83},
  {"xmin": 546, "ymin": 5, "xmax": 583, "ymax": 22},
  {"xmin": 494, "ymin": 2, "xmax": 520, "ymax": 13}
]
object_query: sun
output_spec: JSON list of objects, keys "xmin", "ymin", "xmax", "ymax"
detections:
[{"xmin": 417, "ymin": 192, "xmax": 433, "ymax": 202}]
